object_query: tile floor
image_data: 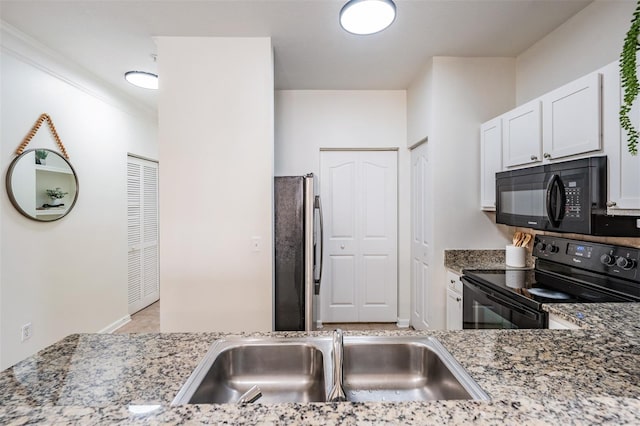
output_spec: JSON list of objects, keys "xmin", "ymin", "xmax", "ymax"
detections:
[
  {"xmin": 114, "ymin": 301, "xmax": 160, "ymax": 333},
  {"xmin": 113, "ymin": 301, "xmax": 404, "ymax": 333}
]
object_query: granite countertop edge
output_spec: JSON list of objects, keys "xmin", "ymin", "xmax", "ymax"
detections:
[
  {"xmin": 444, "ymin": 249, "xmax": 534, "ymax": 275},
  {"xmin": 2, "ymin": 396, "xmax": 639, "ymax": 424}
]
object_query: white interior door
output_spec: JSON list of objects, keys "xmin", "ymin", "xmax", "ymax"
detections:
[
  {"xmin": 127, "ymin": 156, "xmax": 159, "ymax": 315},
  {"xmin": 320, "ymin": 150, "xmax": 397, "ymax": 323},
  {"xmin": 410, "ymin": 142, "xmax": 431, "ymax": 330}
]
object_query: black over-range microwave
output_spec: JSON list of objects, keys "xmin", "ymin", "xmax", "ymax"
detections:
[{"xmin": 495, "ymin": 156, "xmax": 640, "ymax": 237}]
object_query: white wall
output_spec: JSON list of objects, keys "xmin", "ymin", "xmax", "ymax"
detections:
[
  {"xmin": 275, "ymin": 90, "xmax": 410, "ymax": 324},
  {"xmin": 158, "ymin": 37, "xmax": 274, "ymax": 332},
  {"xmin": 0, "ymin": 27, "xmax": 157, "ymax": 369},
  {"xmin": 408, "ymin": 57, "xmax": 515, "ymax": 329},
  {"xmin": 407, "ymin": 60, "xmax": 434, "ymax": 147},
  {"xmin": 516, "ymin": 0, "xmax": 636, "ymax": 104}
]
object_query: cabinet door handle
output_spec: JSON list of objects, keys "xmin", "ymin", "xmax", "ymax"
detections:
[
  {"xmin": 530, "ymin": 155, "xmax": 538, "ymax": 161},
  {"xmin": 606, "ymin": 201, "xmax": 617, "ymax": 207},
  {"xmin": 450, "ymin": 279, "xmax": 456, "ymax": 284},
  {"xmin": 543, "ymin": 152, "xmax": 551, "ymax": 159},
  {"xmin": 456, "ymin": 297, "xmax": 461, "ymax": 302}
]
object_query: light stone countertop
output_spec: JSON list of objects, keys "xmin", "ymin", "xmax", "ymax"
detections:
[
  {"xmin": 444, "ymin": 249, "xmax": 534, "ymax": 275},
  {"xmin": 0, "ymin": 249, "xmax": 638, "ymax": 424},
  {"xmin": 1, "ymin": 318, "xmax": 639, "ymax": 424}
]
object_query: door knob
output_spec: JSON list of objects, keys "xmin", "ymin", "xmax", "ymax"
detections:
[
  {"xmin": 340, "ymin": 244, "xmax": 345, "ymax": 249},
  {"xmin": 543, "ymin": 153, "xmax": 551, "ymax": 159},
  {"xmin": 606, "ymin": 201, "xmax": 617, "ymax": 207},
  {"xmin": 530, "ymin": 155, "xmax": 538, "ymax": 161}
]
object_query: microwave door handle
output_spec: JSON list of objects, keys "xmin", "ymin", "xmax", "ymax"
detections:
[{"xmin": 546, "ymin": 174, "xmax": 566, "ymax": 227}]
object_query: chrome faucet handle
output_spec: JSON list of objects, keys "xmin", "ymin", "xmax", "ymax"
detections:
[{"xmin": 328, "ymin": 329, "xmax": 347, "ymax": 402}]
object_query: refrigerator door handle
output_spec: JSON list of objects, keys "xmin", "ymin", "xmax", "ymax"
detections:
[{"xmin": 314, "ymin": 195, "xmax": 324, "ymax": 294}]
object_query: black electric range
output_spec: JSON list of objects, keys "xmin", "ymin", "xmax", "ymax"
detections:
[{"xmin": 462, "ymin": 235, "xmax": 640, "ymax": 329}]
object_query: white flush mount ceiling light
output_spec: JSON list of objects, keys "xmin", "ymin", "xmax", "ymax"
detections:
[
  {"xmin": 340, "ymin": 0, "xmax": 396, "ymax": 35},
  {"xmin": 124, "ymin": 71, "xmax": 158, "ymax": 90}
]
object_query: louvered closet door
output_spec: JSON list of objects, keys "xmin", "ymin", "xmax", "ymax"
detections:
[{"xmin": 127, "ymin": 156, "xmax": 159, "ymax": 314}]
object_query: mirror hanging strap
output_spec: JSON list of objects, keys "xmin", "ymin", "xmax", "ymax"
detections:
[{"xmin": 15, "ymin": 113, "xmax": 70, "ymax": 159}]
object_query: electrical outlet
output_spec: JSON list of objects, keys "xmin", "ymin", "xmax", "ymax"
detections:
[{"xmin": 21, "ymin": 323, "xmax": 32, "ymax": 342}]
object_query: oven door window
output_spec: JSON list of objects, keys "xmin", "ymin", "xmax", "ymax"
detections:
[{"xmin": 463, "ymin": 281, "xmax": 545, "ymax": 329}]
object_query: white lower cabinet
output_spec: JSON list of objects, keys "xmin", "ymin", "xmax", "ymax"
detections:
[
  {"xmin": 548, "ymin": 314, "xmax": 580, "ymax": 330},
  {"xmin": 446, "ymin": 271, "xmax": 463, "ymax": 330}
]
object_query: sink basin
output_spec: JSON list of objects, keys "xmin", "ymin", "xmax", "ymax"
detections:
[
  {"xmin": 172, "ymin": 337, "xmax": 333, "ymax": 404},
  {"xmin": 173, "ymin": 335, "xmax": 488, "ymax": 404},
  {"xmin": 342, "ymin": 336, "xmax": 489, "ymax": 402}
]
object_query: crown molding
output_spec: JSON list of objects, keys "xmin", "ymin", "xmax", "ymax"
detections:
[{"xmin": 0, "ymin": 20, "xmax": 156, "ymax": 123}]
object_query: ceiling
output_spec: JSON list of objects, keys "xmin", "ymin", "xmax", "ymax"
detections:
[{"xmin": 0, "ymin": 0, "xmax": 593, "ymax": 111}]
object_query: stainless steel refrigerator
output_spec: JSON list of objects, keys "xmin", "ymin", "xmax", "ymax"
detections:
[{"xmin": 274, "ymin": 174, "xmax": 323, "ymax": 331}]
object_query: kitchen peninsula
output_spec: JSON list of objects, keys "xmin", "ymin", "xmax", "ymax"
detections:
[{"xmin": 1, "ymin": 303, "xmax": 639, "ymax": 424}]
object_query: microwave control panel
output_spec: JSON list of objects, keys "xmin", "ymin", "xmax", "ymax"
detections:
[{"xmin": 564, "ymin": 186, "xmax": 582, "ymax": 219}]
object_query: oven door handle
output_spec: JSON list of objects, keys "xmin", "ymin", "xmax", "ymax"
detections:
[{"xmin": 485, "ymin": 293, "xmax": 539, "ymax": 320}]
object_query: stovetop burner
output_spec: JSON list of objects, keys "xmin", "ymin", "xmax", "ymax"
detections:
[
  {"xmin": 463, "ymin": 235, "xmax": 640, "ymax": 311},
  {"xmin": 526, "ymin": 288, "xmax": 572, "ymax": 300}
]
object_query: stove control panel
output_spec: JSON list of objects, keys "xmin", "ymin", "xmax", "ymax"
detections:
[{"xmin": 533, "ymin": 235, "xmax": 639, "ymax": 281}]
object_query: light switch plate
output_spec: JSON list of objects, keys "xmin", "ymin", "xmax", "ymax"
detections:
[{"xmin": 251, "ymin": 236, "xmax": 262, "ymax": 252}]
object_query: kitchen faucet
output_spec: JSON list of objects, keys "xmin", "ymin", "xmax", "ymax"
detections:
[{"xmin": 327, "ymin": 329, "xmax": 346, "ymax": 402}]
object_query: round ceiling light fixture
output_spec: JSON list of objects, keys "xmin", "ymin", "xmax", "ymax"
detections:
[
  {"xmin": 339, "ymin": 0, "xmax": 396, "ymax": 35},
  {"xmin": 124, "ymin": 71, "xmax": 158, "ymax": 90}
]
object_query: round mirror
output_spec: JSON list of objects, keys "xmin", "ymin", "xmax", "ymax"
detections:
[{"xmin": 5, "ymin": 149, "xmax": 79, "ymax": 222}]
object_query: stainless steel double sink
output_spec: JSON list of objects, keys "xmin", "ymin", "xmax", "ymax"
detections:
[{"xmin": 172, "ymin": 335, "xmax": 489, "ymax": 405}]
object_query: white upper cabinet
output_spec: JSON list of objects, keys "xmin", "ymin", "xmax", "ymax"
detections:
[
  {"xmin": 502, "ymin": 72, "xmax": 602, "ymax": 170},
  {"xmin": 603, "ymin": 61, "xmax": 640, "ymax": 212},
  {"xmin": 542, "ymin": 73, "xmax": 602, "ymax": 161},
  {"xmin": 502, "ymin": 100, "xmax": 542, "ymax": 168},
  {"xmin": 480, "ymin": 117, "xmax": 502, "ymax": 210},
  {"xmin": 482, "ymin": 60, "xmax": 639, "ymax": 212}
]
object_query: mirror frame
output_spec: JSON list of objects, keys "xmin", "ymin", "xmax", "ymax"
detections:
[{"xmin": 5, "ymin": 148, "xmax": 80, "ymax": 222}]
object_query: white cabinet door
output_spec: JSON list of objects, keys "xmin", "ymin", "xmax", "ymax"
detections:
[
  {"xmin": 445, "ymin": 271, "xmax": 462, "ymax": 330},
  {"xmin": 410, "ymin": 142, "xmax": 431, "ymax": 330},
  {"xmin": 320, "ymin": 150, "xmax": 398, "ymax": 323},
  {"xmin": 446, "ymin": 287, "xmax": 462, "ymax": 330},
  {"xmin": 542, "ymin": 73, "xmax": 601, "ymax": 161},
  {"xmin": 127, "ymin": 156, "xmax": 160, "ymax": 315},
  {"xmin": 480, "ymin": 117, "xmax": 502, "ymax": 210},
  {"xmin": 502, "ymin": 100, "xmax": 542, "ymax": 168},
  {"xmin": 607, "ymin": 61, "xmax": 640, "ymax": 211}
]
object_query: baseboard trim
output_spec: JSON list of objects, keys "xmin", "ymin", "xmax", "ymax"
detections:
[
  {"xmin": 396, "ymin": 318, "xmax": 410, "ymax": 328},
  {"xmin": 99, "ymin": 315, "xmax": 131, "ymax": 334}
]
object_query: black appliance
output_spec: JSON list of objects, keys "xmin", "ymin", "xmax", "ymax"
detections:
[
  {"xmin": 495, "ymin": 156, "xmax": 640, "ymax": 237},
  {"xmin": 274, "ymin": 174, "xmax": 324, "ymax": 331},
  {"xmin": 462, "ymin": 235, "xmax": 640, "ymax": 329}
]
